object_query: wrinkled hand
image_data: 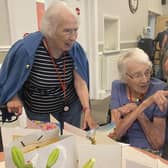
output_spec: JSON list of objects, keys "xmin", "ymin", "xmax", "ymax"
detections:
[
  {"xmin": 7, "ymin": 96, "xmax": 23, "ymax": 116},
  {"xmin": 82, "ymin": 109, "xmax": 98, "ymax": 130},
  {"xmin": 118, "ymin": 103, "xmax": 138, "ymax": 116},
  {"xmin": 108, "ymin": 129, "xmax": 117, "ymax": 140},
  {"xmin": 151, "ymin": 90, "xmax": 168, "ymax": 111}
]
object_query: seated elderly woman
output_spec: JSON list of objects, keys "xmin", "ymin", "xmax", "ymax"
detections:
[{"xmin": 108, "ymin": 48, "xmax": 168, "ymax": 155}]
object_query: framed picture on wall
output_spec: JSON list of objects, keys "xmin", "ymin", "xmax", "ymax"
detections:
[{"xmin": 128, "ymin": 0, "xmax": 139, "ymax": 14}]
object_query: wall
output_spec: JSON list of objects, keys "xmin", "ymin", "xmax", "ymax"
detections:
[
  {"xmin": 95, "ymin": 0, "xmax": 163, "ymax": 99},
  {"xmin": 0, "ymin": 0, "xmax": 39, "ymax": 64},
  {"xmin": 0, "ymin": 0, "xmax": 11, "ymax": 45},
  {"xmin": 0, "ymin": 0, "xmax": 38, "ymax": 47},
  {"xmin": 148, "ymin": 0, "xmax": 163, "ymax": 14},
  {"xmin": 162, "ymin": 4, "xmax": 168, "ymax": 15},
  {"xmin": 98, "ymin": 0, "xmax": 162, "ymax": 47},
  {"xmin": 7, "ymin": 0, "xmax": 38, "ymax": 44}
]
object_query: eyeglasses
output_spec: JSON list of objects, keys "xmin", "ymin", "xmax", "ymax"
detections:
[
  {"xmin": 63, "ymin": 28, "xmax": 78, "ymax": 36},
  {"xmin": 126, "ymin": 69, "xmax": 152, "ymax": 80}
]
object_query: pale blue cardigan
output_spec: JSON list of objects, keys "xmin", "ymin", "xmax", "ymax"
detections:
[{"xmin": 0, "ymin": 31, "xmax": 89, "ymax": 104}]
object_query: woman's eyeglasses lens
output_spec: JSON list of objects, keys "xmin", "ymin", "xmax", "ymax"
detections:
[{"xmin": 126, "ymin": 70, "xmax": 152, "ymax": 80}]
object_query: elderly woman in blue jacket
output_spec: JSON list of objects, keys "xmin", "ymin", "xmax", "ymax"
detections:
[
  {"xmin": 0, "ymin": 1, "xmax": 97, "ymax": 129},
  {"xmin": 108, "ymin": 48, "xmax": 168, "ymax": 155}
]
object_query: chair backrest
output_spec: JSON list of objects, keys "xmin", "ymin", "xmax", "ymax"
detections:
[{"xmin": 90, "ymin": 96, "xmax": 111, "ymax": 125}]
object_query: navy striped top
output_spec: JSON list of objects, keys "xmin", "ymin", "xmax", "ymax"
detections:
[{"xmin": 23, "ymin": 41, "xmax": 77, "ymax": 114}]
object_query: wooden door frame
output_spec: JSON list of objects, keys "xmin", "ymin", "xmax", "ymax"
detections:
[{"xmin": 155, "ymin": 15, "xmax": 168, "ymax": 36}]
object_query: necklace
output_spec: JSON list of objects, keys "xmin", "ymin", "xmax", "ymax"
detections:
[
  {"xmin": 128, "ymin": 87, "xmax": 144, "ymax": 103},
  {"xmin": 43, "ymin": 39, "xmax": 69, "ymax": 112}
]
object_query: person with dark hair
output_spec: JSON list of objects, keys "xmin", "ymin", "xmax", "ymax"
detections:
[
  {"xmin": 160, "ymin": 49, "xmax": 168, "ymax": 159},
  {"xmin": 155, "ymin": 29, "xmax": 168, "ymax": 50},
  {"xmin": 0, "ymin": 1, "xmax": 97, "ymax": 129},
  {"xmin": 155, "ymin": 29, "xmax": 168, "ymax": 80}
]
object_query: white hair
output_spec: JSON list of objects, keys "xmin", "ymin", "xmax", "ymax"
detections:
[
  {"xmin": 40, "ymin": 1, "xmax": 78, "ymax": 38},
  {"xmin": 117, "ymin": 48, "xmax": 152, "ymax": 80}
]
